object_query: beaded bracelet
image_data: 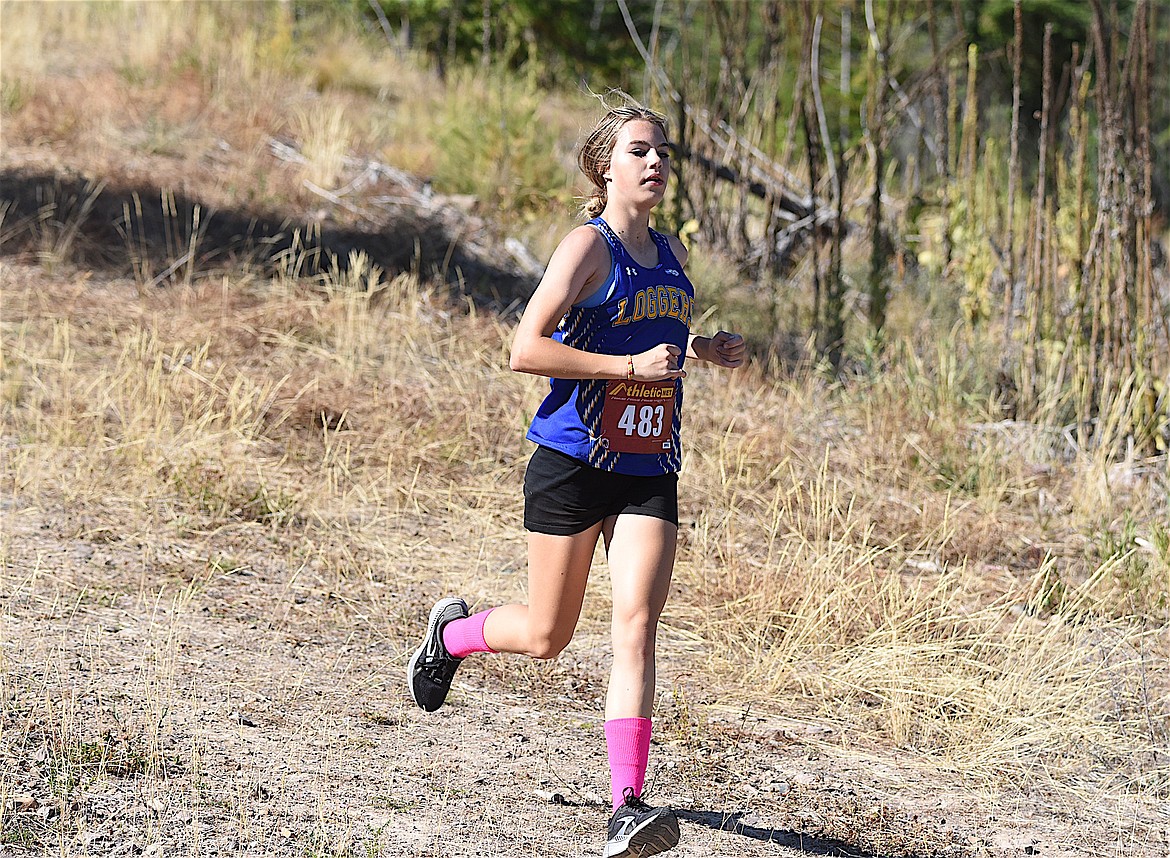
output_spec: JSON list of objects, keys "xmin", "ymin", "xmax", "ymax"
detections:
[{"xmin": 626, "ymin": 355, "xmax": 635, "ymax": 380}]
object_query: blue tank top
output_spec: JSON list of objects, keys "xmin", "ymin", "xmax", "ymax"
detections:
[{"xmin": 525, "ymin": 217, "xmax": 695, "ymax": 475}]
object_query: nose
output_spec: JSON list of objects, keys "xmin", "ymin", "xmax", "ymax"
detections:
[{"xmin": 647, "ymin": 148, "xmax": 662, "ymax": 169}]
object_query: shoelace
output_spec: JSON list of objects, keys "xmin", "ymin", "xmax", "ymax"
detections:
[
  {"xmin": 420, "ymin": 641, "xmax": 461, "ymax": 676},
  {"xmin": 420, "ymin": 653, "xmax": 455, "ymax": 675},
  {"xmin": 620, "ymin": 787, "xmax": 650, "ymax": 811}
]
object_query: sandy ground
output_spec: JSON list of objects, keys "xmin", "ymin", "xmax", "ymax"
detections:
[{"xmin": 3, "ymin": 498, "xmax": 1166, "ymax": 858}]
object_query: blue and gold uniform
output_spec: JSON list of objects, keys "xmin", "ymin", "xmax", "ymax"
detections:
[{"xmin": 525, "ymin": 218, "xmax": 694, "ymax": 476}]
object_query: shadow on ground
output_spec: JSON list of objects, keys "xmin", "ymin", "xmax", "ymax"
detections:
[
  {"xmin": 678, "ymin": 809, "xmax": 892, "ymax": 858},
  {"xmin": 0, "ymin": 169, "xmax": 537, "ymax": 308}
]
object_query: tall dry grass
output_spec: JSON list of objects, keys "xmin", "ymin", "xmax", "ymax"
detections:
[
  {"xmin": 3, "ymin": 248, "xmax": 1166, "ymax": 813},
  {"xmin": 0, "ymin": 0, "xmax": 587, "ymax": 220}
]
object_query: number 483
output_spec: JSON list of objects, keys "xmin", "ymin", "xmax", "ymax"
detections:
[{"xmin": 617, "ymin": 404, "xmax": 663, "ymax": 438}]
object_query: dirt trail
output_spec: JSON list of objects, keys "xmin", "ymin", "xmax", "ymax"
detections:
[{"xmin": 2, "ymin": 501, "xmax": 1153, "ymax": 858}]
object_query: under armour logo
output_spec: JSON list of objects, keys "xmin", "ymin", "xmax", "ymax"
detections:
[
  {"xmin": 626, "ymin": 266, "xmax": 637, "ymax": 277},
  {"xmin": 666, "ymin": 268, "xmax": 679, "ymax": 276}
]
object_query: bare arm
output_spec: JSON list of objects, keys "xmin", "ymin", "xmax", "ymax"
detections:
[
  {"xmin": 668, "ymin": 234, "xmax": 746, "ymax": 368},
  {"xmin": 509, "ymin": 226, "xmax": 625, "ymax": 379},
  {"xmin": 687, "ymin": 334, "xmax": 710, "ymax": 361},
  {"xmin": 510, "ymin": 227, "xmax": 686, "ymax": 382},
  {"xmin": 688, "ymin": 331, "xmax": 745, "ymax": 367}
]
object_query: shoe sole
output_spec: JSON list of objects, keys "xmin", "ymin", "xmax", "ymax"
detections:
[
  {"xmin": 604, "ymin": 810, "xmax": 681, "ymax": 857},
  {"xmin": 406, "ymin": 597, "xmax": 466, "ymax": 711}
]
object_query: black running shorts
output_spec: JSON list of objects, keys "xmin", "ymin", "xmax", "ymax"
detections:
[{"xmin": 523, "ymin": 445, "xmax": 679, "ymax": 535}]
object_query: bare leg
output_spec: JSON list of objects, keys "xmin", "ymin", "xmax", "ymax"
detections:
[
  {"xmin": 602, "ymin": 515, "xmax": 677, "ymax": 720},
  {"xmin": 481, "ymin": 522, "xmax": 603, "ymax": 659}
]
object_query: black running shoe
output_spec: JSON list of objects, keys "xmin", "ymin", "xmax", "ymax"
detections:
[
  {"xmin": 407, "ymin": 597, "xmax": 469, "ymax": 712},
  {"xmin": 603, "ymin": 788, "xmax": 680, "ymax": 858}
]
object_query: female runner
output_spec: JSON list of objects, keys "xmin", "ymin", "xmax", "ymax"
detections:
[{"xmin": 408, "ymin": 101, "xmax": 745, "ymax": 858}]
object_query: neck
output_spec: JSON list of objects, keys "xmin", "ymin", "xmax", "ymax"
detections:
[{"xmin": 599, "ymin": 205, "xmax": 652, "ymax": 247}]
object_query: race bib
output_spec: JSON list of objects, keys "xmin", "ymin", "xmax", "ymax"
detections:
[{"xmin": 599, "ymin": 380, "xmax": 676, "ymax": 453}]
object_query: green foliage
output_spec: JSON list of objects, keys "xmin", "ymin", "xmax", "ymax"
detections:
[
  {"xmin": 1092, "ymin": 512, "xmax": 1170, "ymax": 616},
  {"xmin": 913, "ymin": 417, "xmax": 1015, "ymax": 502},
  {"xmin": 430, "ymin": 69, "xmax": 573, "ymax": 214},
  {"xmin": 34, "ymin": 722, "xmax": 165, "ymax": 820},
  {"xmin": 0, "ymin": 817, "xmax": 48, "ymax": 850},
  {"xmin": 0, "ymin": 77, "xmax": 33, "ymax": 115},
  {"xmin": 373, "ymin": 0, "xmax": 648, "ymax": 85},
  {"xmin": 975, "ymin": 0, "xmax": 1096, "ymax": 133}
]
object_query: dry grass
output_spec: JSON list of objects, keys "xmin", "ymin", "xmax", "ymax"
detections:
[
  {"xmin": 2, "ymin": 250, "xmax": 1166, "ymax": 847},
  {"xmin": 2, "ymin": 3, "xmax": 1168, "ymax": 855},
  {"xmin": 0, "ymin": 0, "xmax": 594, "ymax": 221}
]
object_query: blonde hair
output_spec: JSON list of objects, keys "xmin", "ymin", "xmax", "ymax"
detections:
[{"xmin": 577, "ymin": 99, "xmax": 668, "ymax": 219}]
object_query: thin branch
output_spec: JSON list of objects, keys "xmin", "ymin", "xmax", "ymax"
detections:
[
  {"xmin": 811, "ymin": 14, "xmax": 839, "ymax": 197},
  {"xmin": 367, "ymin": 0, "xmax": 397, "ymax": 49},
  {"xmin": 615, "ymin": 0, "xmax": 811, "ymax": 202},
  {"xmin": 865, "ymin": 0, "xmax": 943, "ymax": 167}
]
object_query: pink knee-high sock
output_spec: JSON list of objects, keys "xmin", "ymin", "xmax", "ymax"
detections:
[
  {"xmin": 441, "ymin": 609, "xmax": 498, "ymax": 658},
  {"xmin": 605, "ymin": 717, "xmax": 652, "ymax": 808}
]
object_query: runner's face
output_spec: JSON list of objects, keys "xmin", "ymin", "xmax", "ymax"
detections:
[{"xmin": 604, "ymin": 120, "xmax": 671, "ymax": 206}]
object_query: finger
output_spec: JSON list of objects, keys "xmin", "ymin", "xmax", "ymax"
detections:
[{"xmin": 665, "ymin": 344, "xmax": 682, "ymax": 356}]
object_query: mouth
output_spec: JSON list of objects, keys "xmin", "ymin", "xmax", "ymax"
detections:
[{"xmin": 643, "ymin": 175, "xmax": 664, "ymax": 187}]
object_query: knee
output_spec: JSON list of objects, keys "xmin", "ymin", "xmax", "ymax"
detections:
[
  {"xmin": 526, "ymin": 629, "xmax": 571, "ymax": 660},
  {"xmin": 611, "ymin": 610, "xmax": 659, "ymax": 655},
  {"xmin": 613, "ymin": 604, "xmax": 658, "ymax": 635}
]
